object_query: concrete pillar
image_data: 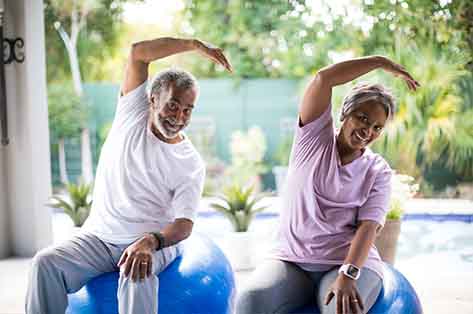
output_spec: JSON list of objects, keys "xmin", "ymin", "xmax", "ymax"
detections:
[
  {"xmin": 0, "ymin": 0, "xmax": 52, "ymax": 258},
  {"xmin": 0, "ymin": 138, "xmax": 9, "ymax": 257}
]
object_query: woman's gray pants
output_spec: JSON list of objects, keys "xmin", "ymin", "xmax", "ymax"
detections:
[
  {"xmin": 25, "ymin": 232, "xmax": 180, "ymax": 314},
  {"xmin": 236, "ymin": 259, "xmax": 382, "ymax": 314}
]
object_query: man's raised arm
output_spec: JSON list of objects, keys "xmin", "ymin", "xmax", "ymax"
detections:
[{"xmin": 121, "ymin": 37, "xmax": 232, "ymax": 96}]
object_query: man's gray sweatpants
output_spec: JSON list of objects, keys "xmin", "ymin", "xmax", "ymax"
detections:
[
  {"xmin": 236, "ymin": 259, "xmax": 382, "ymax": 314},
  {"xmin": 25, "ymin": 232, "xmax": 180, "ymax": 314}
]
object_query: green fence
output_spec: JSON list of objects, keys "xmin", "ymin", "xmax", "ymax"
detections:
[
  {"xmin": 50, "ymin": 78, "xmax": 463, "ymax": 191},
  {"xmin": 51, "ymin": 79, "xmax": 301, "ymax": 187}
]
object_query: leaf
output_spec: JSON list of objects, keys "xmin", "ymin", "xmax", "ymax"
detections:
[
  {"xmin": 49, "ymin": 181, "xmax": 93, "ymax": 227},
  {"xmin": 210, "ymin": 182, "xmax": 267, "ymax": 232}
]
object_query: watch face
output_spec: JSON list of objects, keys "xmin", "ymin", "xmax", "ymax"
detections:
[{"xmin": 347, "ymin": 265, "xmax": 360, "ymax": 278}]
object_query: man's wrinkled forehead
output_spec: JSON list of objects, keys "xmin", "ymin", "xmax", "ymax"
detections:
[{"xmin": 159, "ymin": 84, "xmax": 197, "ymax": 105}]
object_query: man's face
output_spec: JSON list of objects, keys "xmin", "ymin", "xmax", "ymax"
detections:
[
  {"xmin": 339, "ymin": 100, "xmax": 388, "ymax": 151},
  {"xmin": 150, "ymin": 84, "xmax": 197, "ymax": 141}
]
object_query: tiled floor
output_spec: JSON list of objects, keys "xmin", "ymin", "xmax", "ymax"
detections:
[
  {"xmin": 0, "ymin": 258, "xmax": 30, "ymax": 314},
  {"xmin": 1, "ymin": 257, "xmax": 472, "ymax": 314}
]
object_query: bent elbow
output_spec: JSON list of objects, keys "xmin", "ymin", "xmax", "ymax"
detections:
[
  {"xmin": 184, "ymin": 223, "xmax": 194, "ymax": 239},
  {"xmin": 129, "ymin": 41, "xmax": 146, "ymax": 62},
  {"xmin": 314, "ymin": 70, "xmax": 329, "ymax": 85},
  {"xmin": 177, "ymin": 218, "xmax": 194, "ymax": 240}
]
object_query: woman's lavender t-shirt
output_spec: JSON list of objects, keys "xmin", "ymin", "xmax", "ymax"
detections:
[{"xmin": 272, "ymin": 103, "xmax": 392, "ymax": 279}]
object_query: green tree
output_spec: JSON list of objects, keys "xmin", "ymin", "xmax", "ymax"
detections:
[
  {"xmin": 362, "ymin": 0, "xmax": 473, "ymax": 71},
  {"xmin": 44, "ymin": 0, "xmax": 130, "ymax": 83},
  {"xmin": 182, "ymin": 0, "xmax": 363, "ymax": 78},
  {"xmin": 48, "ymin": 84, "xmax": 88, "ymax": 184},
  {"xmin": 371, "ymin": 42, "xmax": 473, "ymax": 184},
  {"xmin": 45, "ymin": 0, "xmax": 140, "ymax": 184}
]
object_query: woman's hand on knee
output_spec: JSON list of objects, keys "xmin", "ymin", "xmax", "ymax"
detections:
[
  {"xmin": 324, "ymin": 274, "xmax": 364, "ymax": 314},
  {"xmin": 118, "ymin": 235, "xmax": 155, "ymax": 282}
]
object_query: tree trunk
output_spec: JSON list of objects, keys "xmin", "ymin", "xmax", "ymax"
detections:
[
  {"xmin": 58, "ymin": 137, "xmax": 69, "ymax": 184},
  {"xmin": 80, "ymin": 128, "xmax": 94, "ymax": 184},
  {"xmin": 55, "ymin": 14, "xmax": 94, "ymax": 184},
  {"xmin": 67, "ymin": 42, "xmax": 83, "ymax": 96}
]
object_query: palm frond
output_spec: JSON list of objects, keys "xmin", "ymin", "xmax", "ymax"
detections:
[
  {"xmin": 49, "ymin": 181, "xmax": 93, "ymax": 227},
  {"xmin": 211, "ymin": 183, "xmax": 268, "ymax": 232}
]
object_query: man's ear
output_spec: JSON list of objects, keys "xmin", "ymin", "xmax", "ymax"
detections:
[{"xmin": 149, "ymin": 94, "xmax": 158, "ymax": 110}]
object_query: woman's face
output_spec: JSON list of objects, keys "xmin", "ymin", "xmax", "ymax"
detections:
[{"xmin": 339, "ymin": 100, "xmax": 388, "ymax": 151}]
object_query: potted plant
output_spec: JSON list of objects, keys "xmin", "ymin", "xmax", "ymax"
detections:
[
  {"xmin": 210, "ymin": 184, "xmax": 267, "ymax": 270},
  {"xmin": 375, "ymin": 172, "xmax": 418, "ymax": 264},
  {"xmin": 49, "ymin": 181, "xmax": 93, "ymax": 241}
]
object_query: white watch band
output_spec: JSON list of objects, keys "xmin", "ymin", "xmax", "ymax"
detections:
[{"xmin": 338, "ymin": 264, "xmax": 361, "ymax": 280}]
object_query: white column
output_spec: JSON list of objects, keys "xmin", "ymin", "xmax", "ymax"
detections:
[
  {"xmin": 0, "ymin": 144, "xmax": 9, "ymax": 258},
  {"xmin": 0, "ymin": 0, "xmax": 52, "ymax": 257}
]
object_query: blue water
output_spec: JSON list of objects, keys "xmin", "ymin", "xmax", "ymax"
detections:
[
  {"xmin": 397, "ymin": 220, "xmax": 473, "ymax": 264},
  {"xmin": 194, "ymin": 213, "xmax": 473, "ymax": 267}
]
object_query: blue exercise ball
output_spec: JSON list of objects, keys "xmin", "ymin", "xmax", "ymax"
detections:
[
  {"xmin": 66, "ymin": 233, "xmax": 236, "ymax": 314},
  {"xmin": 292, "ymin": 263, "xmax": 422, "ymax": 314}
]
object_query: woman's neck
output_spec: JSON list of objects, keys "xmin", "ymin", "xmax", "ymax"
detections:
[{"xmin": 335, "ymin": 134, "xmax": 363, "ymax": 165}]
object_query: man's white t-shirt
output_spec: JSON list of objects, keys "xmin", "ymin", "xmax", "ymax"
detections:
[{"xmin": 82, "ymin": 81, "xmax": 205, "ymax": 244}]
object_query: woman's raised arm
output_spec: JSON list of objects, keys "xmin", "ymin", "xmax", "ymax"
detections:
[{"xmin": 299, "ymin": 56, "xmax": 419, "ymax": 126}]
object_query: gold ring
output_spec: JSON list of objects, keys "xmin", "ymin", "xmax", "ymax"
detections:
[
  {"xmin": 141, "ymin": 261, "xmax": 148, "ymax": 264},
  {"xmin": 353, "ymin": 299, "xmax": 358, "ymax": 302}
]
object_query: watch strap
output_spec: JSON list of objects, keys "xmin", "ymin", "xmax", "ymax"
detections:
[
  {"xmin": 150, "ymin": 232, "xmax": 165, "ymax": 251},
  {"xmin": 338, "ymin": 264, "xmax": 361, "ymax": 280}
]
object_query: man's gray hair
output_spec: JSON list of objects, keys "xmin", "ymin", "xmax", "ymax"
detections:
[
  {"xmin": 148, "ymin": 68, "xmax": 198, "ymax": 99},
  {"xmin": 340, "ymin": 82, "xmax": 396, "ymax": 121}
]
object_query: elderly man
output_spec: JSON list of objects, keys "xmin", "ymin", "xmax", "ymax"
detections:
[{"xmin": 26, "ymin": 37, "xmax": 232, "ymax": 314}]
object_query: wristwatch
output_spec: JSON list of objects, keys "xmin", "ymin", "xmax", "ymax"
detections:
[
  {"xmin": 150, "ymin": 232, "xmax": 165, "ymax": 251},
  {"xmin": 338, "ymin": 264, "xmax": 361, "ymax": 280}
]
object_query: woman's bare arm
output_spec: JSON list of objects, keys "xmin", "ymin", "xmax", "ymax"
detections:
[{"xmin": 300, "ymin": 56, "xmax": 419, "ymax": 126}]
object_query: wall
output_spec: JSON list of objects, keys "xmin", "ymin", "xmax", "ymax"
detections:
[{"xmin": 0, "ymin": 0, "xmax": 53, "ymax": 258}]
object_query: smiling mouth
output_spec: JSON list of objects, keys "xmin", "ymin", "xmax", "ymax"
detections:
[
  {"xmin": 353, "ymin": 131, "xmax": 369, "ymax": 144},
  {"xmin": 164, "ymin": 121, "xmax": 181, "ymax": 131}
]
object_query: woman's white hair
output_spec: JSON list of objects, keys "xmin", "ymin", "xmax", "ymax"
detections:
[{"xmin": 340, "ymin": 82, "xmax": 396, "ymax": 121}]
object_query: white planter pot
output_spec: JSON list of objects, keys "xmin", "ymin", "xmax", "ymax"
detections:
[
  {"xmin": 221, "ymin": 231, "xmax": 255, "ymax": 271},
  {"xmin": 273, "ymin": 166, "xmax": 288, "ymax": 196},
  {"xmin": 52, "ymin": 212, "xmax": 82, "ymax": 244},
  {"xmin": 54, "ymin": 226, "xmax": 81, "ymax": 244}
]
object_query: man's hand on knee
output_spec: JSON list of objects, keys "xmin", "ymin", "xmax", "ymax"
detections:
[{"xmin": 118, "ymin": 234, "xmax": 156, "ymax": 282}]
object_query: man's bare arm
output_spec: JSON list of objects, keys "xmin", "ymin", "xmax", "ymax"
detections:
[
  {"xmin": 148, "ymin": 218, "xmax": 193, "ymax": 250},
  {"xmin": 117, "ymin": 218, "xmax": 193, "ymax": 281},
  {"xmin": 121, "ymin": 37, "xmax": 232, "ymax": 96}
]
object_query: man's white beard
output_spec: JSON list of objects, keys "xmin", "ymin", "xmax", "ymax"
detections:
[{"xmin": 153, "ymin": 113, "xmax": 181, "ymax": 140}]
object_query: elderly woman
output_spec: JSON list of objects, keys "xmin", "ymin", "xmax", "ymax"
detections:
[{"xmin": 236, "ymin": 56, "xmax": 419, "ymax": 314}]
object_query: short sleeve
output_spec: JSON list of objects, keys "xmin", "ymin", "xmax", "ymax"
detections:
[
  {"xmin": 290, "ymin": 103, "xmax": 334, "ymax": 167},
  {"xmin": 295, "ymin": 103, "xmax": 334, "ymax": 143},
  {"xmin": 172, "ymin": 164, "xmax": 206, "ymax": 221},
  {"xmin": 113, "ymin": 81, "xmax": 149, "ymax": 129},
  {"xmin": 358, "ymin": 164, "xmax": 392, "ymax": 228}
]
